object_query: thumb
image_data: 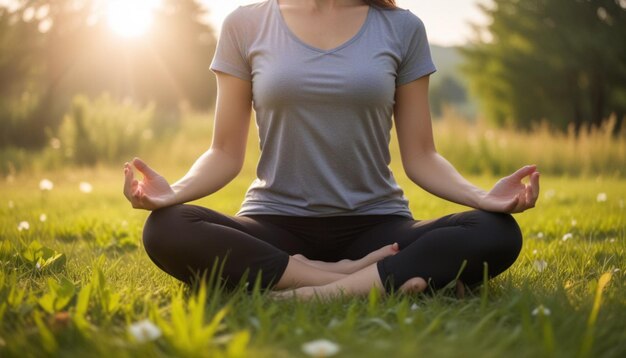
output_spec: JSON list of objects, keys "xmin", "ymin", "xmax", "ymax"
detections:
[{"xmin": 132, "ymin": 158, "xmax": 158, "ymax": 179}]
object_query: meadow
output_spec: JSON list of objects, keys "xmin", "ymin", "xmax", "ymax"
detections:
[{"xmin": 0, "ymin": 114, "xmax": 625, "ymax": 357}]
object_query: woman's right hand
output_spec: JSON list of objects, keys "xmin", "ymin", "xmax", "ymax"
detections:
[{"xmin": 123, "ymin": 158, "xmax": 176, "ymax": 210}]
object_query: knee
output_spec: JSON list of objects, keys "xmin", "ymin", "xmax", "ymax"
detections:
[
  {"xmin": 456, "ymin": 211, "xmax": 523, "ymax": 286},
  {"xmin": 476, "ymin": 211, "xmax": 523, "ymax": 261},
  {"xmin": 142, "ymin": 204, "xmax": 189, "ymax": 257}
]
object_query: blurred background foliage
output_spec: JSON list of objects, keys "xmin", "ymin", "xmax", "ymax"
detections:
[
  {"xmin": 462, "ymin": 0, "xmax": 626, "ymax": 130},
  {"xmin": 0, "ymin": 0, "xmax": 624, "ymax": 173},
  {"xmin": 0, "ymin": 0, "xmax": 216, "ymax": 149}
]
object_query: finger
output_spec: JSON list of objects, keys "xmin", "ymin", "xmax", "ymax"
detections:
[
  {"xmin": 504, "ymin": 194, "xmax": 520, "ymax": 213},
  {"xmin": 392, "ymin": 242, "xmax": 400, "ymax": 252},
  {"xmin": 132, "ymin": 181, "xmax": 141, "ymax": 199},
  {"xmin": 132, "ymin": 157, "xmax": 158, "ymax": 179},
  {"xmin": 123, "ymin": 164, "xmax": 134, "ymax": 200},
  {"xmin": 509, "ymin": 165, "xmax": 537, "ymax": 181},
  {"xmin": 525, "ymin": 184, "xmax": 534, "ymax": 208},
  {"xmin": 530, "ymin": 171, "xmax": 540, "ymax": 203},
  {"xmin": 138, "ymin": 192, "xmax": 153, "ymax": 209}
]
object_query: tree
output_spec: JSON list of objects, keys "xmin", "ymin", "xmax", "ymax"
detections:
[
  {"xmin": 0, "ymin": 6, "xmax": 45, "ymax": 147},
  {"xmin": 430, "ymin": 75, "xmax": 467, "ymax": 117},
  {"xmin": 462, "ymin": 0, "xmax": 626, "ymax": 130},
  {"xmin": 0, "ymin": 0, "xmax": 217, "ymax": 148}
]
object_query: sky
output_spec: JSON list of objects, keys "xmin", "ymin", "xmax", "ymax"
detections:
[{"xmin": 200, "ymin": 0, "xmax": 492, "ymax": 47}]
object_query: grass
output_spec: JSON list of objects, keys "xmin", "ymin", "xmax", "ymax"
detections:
[
  {"xmin": 2, "ymin": 110, "xmax": 625, "ymax": 178},
  {"xmin": 0, "ymin": 116, "xmax": 625, "ymax": 357}
]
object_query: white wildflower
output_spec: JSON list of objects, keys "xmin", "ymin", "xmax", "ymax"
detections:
[
  {"xmin": 128, "ymin": 319, "xmax": 161, "ymax": 343},
  {"xmin": 562, "ymin": 233, "xmax": 573, "ymax": 241},
  {"xmin": 40, "ymin": 214, "xmax": 47, "ymax": 222},
  {"xmin": 532, "ymin": 249, "xmax": 538, "ymax": 255},
  {"xmin": 18, "ymin": 221, "xmax": 30, "ymax": 231},
  {"xmin": 533, "ymin": 260, "xmax": 548, "ymax": 273},
  {"xmin": 39, "ymin": 179, "xmax": 54, "ymax": 191},
  {"xmin": 532, "ymin": 305, "xmax": 551, "ymax": 316},
  {"xmin": 596, "ymin": 192, "xmax": 607, "ymax": 202},
  {"xmin": 609, "ymin": 238, "xmax": 616, "ymax": 243},
  {"xmin": 302, "ymin": 339, "xmax": 340, "ymax": 357},
  {"xmin": 613, "ymin": 268, "xmax": 620, "ymax": 273},
  {"xmin": 404, "ymin": 317, "xmax": 414, "ymax": 324},
  {"xmin": 79, "ymin": 182, "xmax": 93, "ymax": 193},
  {"xmin": 536, "ymin": 232, "xmax": 544, "ymax": 239},
  {"xmin": 410, "ymin": 303, "xmax": 420, "ymax": 311},
  {"xmin": 36, "ymin": 262, "xmax": 41, "ymax": 270}
]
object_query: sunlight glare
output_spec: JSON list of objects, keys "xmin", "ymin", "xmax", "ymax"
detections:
[{"xmin": 107, "ymin": 0, "xmax": 160, "ymax": 38}]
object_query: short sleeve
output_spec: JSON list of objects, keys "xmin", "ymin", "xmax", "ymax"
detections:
[
  {"xmin": 210, "ymin": 9, "xmax": 252, "ymax": 81},
  {"xmin": 396, "ymin": 12, "xmax": 437, "ymax": 86}
]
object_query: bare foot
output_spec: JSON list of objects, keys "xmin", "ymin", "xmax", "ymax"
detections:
[
  {"xmin": 269, "ymin": 286, "xmax": 317, "ymax": 301},
  {"xmin": 271, "ymin": 276, "xmax": 429, "ymax": 302},
  {"xmin": 398, "ymin": 277, "xmax": 428, "ymax": 294},
  {"xmin": 292, "ymin": 243, "xmax": 400, "ymax": 274},
  {"xmin": 270, "ymin": 264, "xmax": 430, "ymax": 302},
  {"xmin": 455, "ymin": 280, "xmax": 466, "ymax": 299},
  {"xmin": 398, "ymin": 278, "xmax": 465, "ymax": 298}
]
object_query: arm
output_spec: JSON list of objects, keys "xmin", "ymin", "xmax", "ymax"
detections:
[
  {"xmin": 123, "ymin": 72, "xmax": 252, "ymax": 210},
  {"xmin": 393, "ymin": 76, "xmax": 539, "ymax": 213},
  {"xmin": 169, "ymin": 72, "xmax": 252, "ymax": 203}
]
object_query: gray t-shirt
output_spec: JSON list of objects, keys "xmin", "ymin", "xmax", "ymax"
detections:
[{"xmin": 210, "ymin": 0, "xmax": 436, "ymax": 218}]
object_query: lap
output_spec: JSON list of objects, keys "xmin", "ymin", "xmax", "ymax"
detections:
[
  {"xmin": 145, "ymin": 204, "xmax": 310, "ymax": 255},
  {"xmin": 341, "ymin": 210, "xmax": 520, "ymax": 260},
  {"xmin": 146, "ymin": 205, "xmax": 520, "ymax": 262}
]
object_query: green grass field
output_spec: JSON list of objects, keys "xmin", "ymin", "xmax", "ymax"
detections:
[
  {"xmin": 1, "ymin": 112, "xmax": 625, "ymax": 357},
  {"xmin": 1, "ymin": 163, "xmax": 624, "ymax": 357}
]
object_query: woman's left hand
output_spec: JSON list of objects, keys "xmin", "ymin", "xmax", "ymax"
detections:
[{"xmin": 478, "ymin": 165, "xmax": 540, "ymax": 213}]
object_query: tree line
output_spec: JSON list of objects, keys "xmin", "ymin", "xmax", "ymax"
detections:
[
  {"xmin": 1, "ymin": 0, "xmax": 625, "ymax": 151},
  {"xmin": 463, "ymin": 0, "xmax": 626, "ymax": 131}
]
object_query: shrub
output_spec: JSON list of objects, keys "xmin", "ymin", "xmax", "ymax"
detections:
[{"xmin": 58, "ymin": 94, "xmax": 155, "ymax": 165}]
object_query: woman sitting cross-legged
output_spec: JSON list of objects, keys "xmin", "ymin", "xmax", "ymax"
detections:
[{"xmin": 123, "ymin": 0, "xmax": 539, "ymax": 299}]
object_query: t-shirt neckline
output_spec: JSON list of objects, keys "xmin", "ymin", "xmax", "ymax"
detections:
[{"xmin": 273, "ymin": 0, "xmax": 373, "ymax": 54}]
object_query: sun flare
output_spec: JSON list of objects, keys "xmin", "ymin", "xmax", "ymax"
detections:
[{"xmin": 106, "ymin": 0, "xmax": 160, "ymax": 38}]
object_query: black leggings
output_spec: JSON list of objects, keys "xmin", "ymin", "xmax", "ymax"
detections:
[{"xmin": 142, "ymin": 205, "xmax": 523, "ymax": 292}]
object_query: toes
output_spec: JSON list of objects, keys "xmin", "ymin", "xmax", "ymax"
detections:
[
  {"xmin": 456, "ymin": 280, "xmax": 466, "ymax": 299},
  {"xmin": 399, "ymin": 277, "xmax": 427, "ymax": 294}
]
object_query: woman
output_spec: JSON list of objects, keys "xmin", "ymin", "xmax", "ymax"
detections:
[{"xmin": 123, "ymin": 0, "xmax": 539, "ymax": 299}]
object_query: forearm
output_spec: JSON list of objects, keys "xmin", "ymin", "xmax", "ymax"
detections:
[
  {"xmin": 169, "ymin": 148, "xmax": 242, "ymax": 204},
  {"xmin": 404, "ymin": 151, "xmax": 486, "ymax": 209}
]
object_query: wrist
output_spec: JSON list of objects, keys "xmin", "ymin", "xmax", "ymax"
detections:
[
  {"xmin": 167, "ymin": 187, "xmax": 182, "ymax": 206},
  {"xmin": 470, "ymin": 188, "xmax": 488, "ymax": 209}
]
